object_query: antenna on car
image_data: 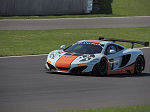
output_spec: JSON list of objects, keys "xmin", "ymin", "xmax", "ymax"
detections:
[{"xmin": 99, "ymin": 37, "xmax": 149, "ymax": 49}]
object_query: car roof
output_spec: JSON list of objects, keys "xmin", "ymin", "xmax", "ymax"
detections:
[
  {"xmin": 77, "ymin": 40, "xmax": 111, "ymax": 44},
  {"xmin": 77, "ymin": 40, "xmax": 126, "ymax": 49}
]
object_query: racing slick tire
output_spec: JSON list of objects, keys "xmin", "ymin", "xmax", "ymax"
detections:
[
  {"xmin": 92, "ymin": 58, "xmax": 108, "ymax": 76},
  {"xmin": 134, "ymin": 55, "xmax": 145, "ymax": 74}
]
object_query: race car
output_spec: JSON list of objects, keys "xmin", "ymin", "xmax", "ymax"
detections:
[{"xmin": 45, "ymin": 38, "xmax": 149, "ymax": 76}]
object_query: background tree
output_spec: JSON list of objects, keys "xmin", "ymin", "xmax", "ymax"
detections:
[{"xmin": 92, "ymin": 0, "xmax": 113, "ymax": 14}]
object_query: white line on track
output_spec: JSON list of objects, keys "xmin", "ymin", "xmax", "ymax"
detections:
[
  {"xmin": 137, "ymin": 47, "xmax": 150, "ymax": 49},
  {"xmin": 0, "ymin": 54, "xmax": 48, "ymax": 59},
  {"xmin": 0, "ymin": 47, "xmax": 150, "ymax": 59}
]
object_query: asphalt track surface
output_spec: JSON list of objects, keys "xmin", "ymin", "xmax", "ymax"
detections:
[
  {"xmin": 0, "ymin": 48, "xmax": 150, "ymax": 112},
  {"xmin": 0, "ymin": 16, "xmax": 150, "ymax": 30}
]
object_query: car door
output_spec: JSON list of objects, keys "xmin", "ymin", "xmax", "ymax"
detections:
[{"xmin": 105, "ymin": 44, "xmax": 124, "ymax": 71}]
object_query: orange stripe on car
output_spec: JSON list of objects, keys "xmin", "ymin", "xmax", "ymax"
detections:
[
  {"xmin": 107, "ymin": 63, "xmax": 135, "ymax": 75},
  {"xmin": 84, "ymin": 40, "xmax": 102, "ymax": 43},
  {"xmin": 56, "ymin": 54, "xmax": 78, "ymax": 69}
]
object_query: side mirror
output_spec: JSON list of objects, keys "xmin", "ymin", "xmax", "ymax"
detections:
[
  {"xmin": 60, "ymin": 45, "xmax": 66, "ymax": 50},
  {"xmin": 109, "ymin": 49, "xmax": 116, "ymax": 54}
]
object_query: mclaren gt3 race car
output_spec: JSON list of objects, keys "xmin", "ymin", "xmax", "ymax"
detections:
[{"xmin": 45, "ymin": 38, "xmax": 149, "ymax": 76}]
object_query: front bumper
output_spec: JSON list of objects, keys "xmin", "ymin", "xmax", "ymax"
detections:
[{"xmin": 45, "ymin": 62, "xmax": 87, "ymax": 73}]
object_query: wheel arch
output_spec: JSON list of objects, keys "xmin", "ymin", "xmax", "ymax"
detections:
[{"xmin": 92, "ymin": 56, "xmax": 108, "ymax": 76}]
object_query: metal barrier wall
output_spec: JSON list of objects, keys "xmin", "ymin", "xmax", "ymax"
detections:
[{"xmin": 0, "ymin": 0, "xmax": 88, "ymax": 16}]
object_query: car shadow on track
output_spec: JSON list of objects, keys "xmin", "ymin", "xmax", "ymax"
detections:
[
  {"xmin": 46, "ymin": 71, "xmax": 150, "ymax": 78},
  {"xmin": 107, "ymin": 73, "xmax": 150, "ymax": 78}
]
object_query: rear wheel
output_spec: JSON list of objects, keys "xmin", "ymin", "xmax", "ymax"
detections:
[
  {"xmin": 92, "ymin": 58, "xmax": 108, "ymax": 76},
  {"xmin": 134, "ymin": 55, "xmax": 145, "ymax": 74}
]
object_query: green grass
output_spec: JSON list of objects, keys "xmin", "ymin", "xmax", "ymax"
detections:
[
  {"xmin": 0, "ymin": 14, "xmax": 115, "ymax": 20},
  {"xmin": 51, "ymin": 105, "xmax": 150, "ymax": 112},
  {"xmin": 112, "ymin": 0, "xmax": 150, "ymax": 16},
  {"xmin": 0, "ymin": 27, "xmax": 150, "ymax": 56},
  {"xmin": 0, "ymin": 0, "xmax": 150, "ymax": 19}
]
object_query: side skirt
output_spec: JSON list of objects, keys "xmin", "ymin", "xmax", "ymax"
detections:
[{"xmin": 107, "ymin": 63, "xmax": 135, "ymax": 75}]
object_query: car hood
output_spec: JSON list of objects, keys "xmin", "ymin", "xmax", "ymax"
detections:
[{"xmin": 47, "ymin": 50, "xmax": 104, "ymax": 68}]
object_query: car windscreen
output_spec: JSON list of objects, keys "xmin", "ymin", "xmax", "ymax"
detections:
[{"xmin": 64, "ymin": 43, "xmax": 103, "ymax": 54}]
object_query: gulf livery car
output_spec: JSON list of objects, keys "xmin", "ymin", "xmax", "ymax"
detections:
[{"xmin": 45, "ymin": 38, "xmax": 149, "ymax": 76}]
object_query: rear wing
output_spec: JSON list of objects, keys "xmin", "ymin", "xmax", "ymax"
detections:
[{"xmin": 99, "ymin": 37, "xmax": 149, "ymax": 49}]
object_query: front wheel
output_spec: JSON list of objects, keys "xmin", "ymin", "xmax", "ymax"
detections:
[
  {"xmin": 92, "ymin": 58, "xmax": 108, "ymax": 76},
  {"xmin": 134, "ymin": 55, "xmax": 145, "ymax": 74}
]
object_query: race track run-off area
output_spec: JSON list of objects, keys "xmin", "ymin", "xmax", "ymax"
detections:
[
  {"xmin": 0, "ymin": 16, "xmax": 150, "ymax": 30},
  {"xmin": 0, "ymin": 48, "xmax": 150, "ymax": 112}
]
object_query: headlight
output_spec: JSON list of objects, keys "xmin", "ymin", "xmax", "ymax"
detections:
[
  {"xmin": 80, "ymin": 54, "xmax": 95, "ymax": 62},
  {"xmin": 49, "ymin": 53, "xmax": 55, "ymax": 59}
]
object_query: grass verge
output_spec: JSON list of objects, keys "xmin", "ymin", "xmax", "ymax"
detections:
[
  {"xmin": 0, "ymin": 14, "xmax": 115, "ymax": 20},
  {"xmin": 112, "ymin": 0, "xmax": 150, "ymax": 16},
  {"xmin": 51, "ymin": 105, "xmax": 150, "ymax": 112},
  {"xmin": 0, "ymin": 27, "xmax": 150, "ymax": 56}
]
